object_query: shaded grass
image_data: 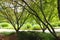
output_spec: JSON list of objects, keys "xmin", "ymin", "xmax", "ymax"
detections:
[
  {"xmin": 0, "ymin": 32, "xmax": 15, "ymax": 36},
  {"xmin": 19, "ymin": 31, "xmax": 55, "ymax": 40},
  {"xmin": 0, "ymin": 31, "xmax": 55, "ymax": 40}
]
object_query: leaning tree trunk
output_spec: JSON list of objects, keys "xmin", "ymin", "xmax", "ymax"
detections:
[
  {"xmin": 58, "ymin": 0, "xmax": 60, "ymax": 19},
  {"xmin": 56, "ymin": 0, "xmax": 60, "ymax": 40}
]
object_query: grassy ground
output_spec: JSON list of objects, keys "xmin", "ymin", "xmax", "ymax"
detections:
[{"xmin": 0, "ymin": 32, "xmax": 55, "ymax": 40}]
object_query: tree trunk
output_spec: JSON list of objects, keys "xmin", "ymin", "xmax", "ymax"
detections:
[
  {"xmin": 16, "ymin": 30, "xmax": 20, "ymax": 40},
  {"xmin": 58, "ymin": 0, "xmax": 60, "ymax": 19}
]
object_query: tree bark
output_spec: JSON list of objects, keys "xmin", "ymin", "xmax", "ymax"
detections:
[
  {"xmin": 16, "ymin": 30, "xmax": 20, "ymax": 40},
  {"xmin": 58, "ymin": 0, "xmax": 60, "ymax": 19}
]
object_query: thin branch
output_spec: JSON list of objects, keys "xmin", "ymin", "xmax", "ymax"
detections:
[
  {"xmin": 18, "ymin": 0, "xmax": 51, "ymax": 31},
  {"xmin": 21, "ymin": 0, "xmax": 57, "ymax": 38},
  {"xmin": 1, "ymin": 5, "xmax": 14, "ymax": 23},
  {"xmin": 32, "ymin": 15, "xmax": 43, "ymax": 30},
  {"xmin": 14, "ymin": 0, "xmax": 57, "ymax": 38},
  {"xmin": 40, "ymin": 0, "xmax": 56, "ymax": 35},
  {"xmin": 31, "ymin": 0, "xmax": 41, "ymax": 10},
  {"xmin": 18, "ymin": 5, "xmax": 26, "ymax": 21},
  {"xmin": 22, "ymin": 0, "xmax": 38, "ymax": 15},
  {"xmin": 0, "ymin": 5, "xmax": 17, "ymax": 30},
  {"xmin": 14, "ymin": 1, "xmax": 36, "ymax": 15},
  {"xmin": 17, "ymin": 14, "xmax": 30, "ymax": 31},
  {"xmin": 0, "ymin": 11, "xmax": 17, "ymax": 30},
  {"xmin": 22, "ymin": 0, "xmax": 52, "ymax": 32},
  {"xmin": 14, "ymin": 6, "xmax": 20, "ymax": 30}
]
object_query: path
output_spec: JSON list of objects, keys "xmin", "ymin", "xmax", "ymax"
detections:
[{"xmin": 0, "ymin": 29, "xmax": 60, "ymax": 33}]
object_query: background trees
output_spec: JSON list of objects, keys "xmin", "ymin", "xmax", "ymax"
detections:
[
  {"xmin": 0, "ymin": 0, "xmax": 60, "ymax": 40},
  {"xmin": 16, "ymin": 0, "xmax": 58, "ymax": 39},
  {"xmin": 0, "ymin": 0, "xmax": 30, "ymax": 40}
]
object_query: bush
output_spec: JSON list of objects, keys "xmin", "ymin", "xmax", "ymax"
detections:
[
  {"xmin": 19, "ymin": 32, "xmax": 42, "ymax": 40},
  {"xmin": 0, "ymin": 23, "xmax": 9, "ymax": 29},
  {"xmin": 20, "ymin": 23, "xmax": 41, "ymax": 30},
  {"xmin": 31, "ymin": 24, "xmax": 41, "ymax": 30},
  {"xmin": 17, "ymin": 32, "xmax": 55, "ymax": 40},
  {"xmin": 51, "ymin": 22, "xmax": 60, "ymax": 27},
  {"xmin": 0, "ymin": 22, "xmax": 13, "ymax": 29},
  {"xmin": 0, "ymin": 24, "xmax": 8, "ymax": 27},
  {"xmin": 20, "ymin": 23, "xmax": 32, "ymax": 30}
]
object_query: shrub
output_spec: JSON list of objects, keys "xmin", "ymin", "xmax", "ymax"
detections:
[
  {"xmin": 31, "ymin": 24, "xmax": 41, "ymax": 30},
  {"xmin": 19, "ymin": 32, "xmax": 42, "ymax": 40},
  {"xmin": 18, "ymin": 32, "xmax": 55, "ymax": 40},
  {"xmin": 0, "ymin": 23, "xmax": 13, "ymax": 29},
  {"xmin": 1, "ymin": 24, "xmax": 8, "ymax": 27},
  {"xmin": 20, "ymin": 23, "xmax": 32, "ymax": 30},
  {"xmin": 0, "ymin": 23, "xmax": 9, "ymax": 28}
]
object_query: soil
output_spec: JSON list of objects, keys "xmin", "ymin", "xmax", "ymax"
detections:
[{"xmin": 0, "ymin": 34, "xmax": 17, "ymax": 40}]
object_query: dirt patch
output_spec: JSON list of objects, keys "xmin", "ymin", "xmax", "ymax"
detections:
[{"xmin": 0, "ymin": 33, "xmax": 17, "ymax": 40}]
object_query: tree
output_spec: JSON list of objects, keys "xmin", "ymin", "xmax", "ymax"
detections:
[
  {"xmin": 0, "ymin": 0, "xmax": 59, "ymax": 40},
  {"xmin": 58, "ymin": 0, "xmax": 60, "ymax": 19},
  {"xmin": 0, "ymin": 1, "xmax": 30, "ymax": 40},
  {"xmin": 14, "ymin": 0, "xmax": 59, "ymax": 40}
]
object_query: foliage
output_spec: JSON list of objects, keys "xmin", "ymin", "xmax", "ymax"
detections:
[
  {"xmin": 0, "ymin": 0, "xmax": 59, "ymax": 40},
  {"xmin": 20, "ymin": 23, "xmax": 32, "ymax": 30},
  {"xmin": 20, "ymin": 0, "xmax": 58, "ymax": 39},
  {"xmin": 20, "ymin": 23, "xmax": 41, "ymax": 30},
  {"xmin": 31, "ymin": 24, "xmax": 41, "ymax": 30},
  {"xmin": 0, "ymin": 22, "xmax": 13, "ymax": 29}
]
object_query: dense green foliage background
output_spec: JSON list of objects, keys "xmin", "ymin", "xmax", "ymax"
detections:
[
  {"xmin": 0, "ymin": 0, "xmax": 60, "ymax": 40},
  {"xmin": 0, "ymin": 0, "xmax": 59, "ymax": 30}
]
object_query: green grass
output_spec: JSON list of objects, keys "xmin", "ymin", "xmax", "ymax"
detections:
[{"xmin": 0, "ymin": 32, "xmax": 15, "ymax": 36}]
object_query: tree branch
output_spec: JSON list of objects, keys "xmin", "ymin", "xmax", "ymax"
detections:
[
  {"xmin": 15, "ymin": 0, "xmax": 57, "ymax": 38},
  {"xmin": 17, "ymin": 14, "xmax": 30, "ymax": 31},
  {"xmin": 40, "ymin": 0, "xmax": 56, "ymax": 35}
]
